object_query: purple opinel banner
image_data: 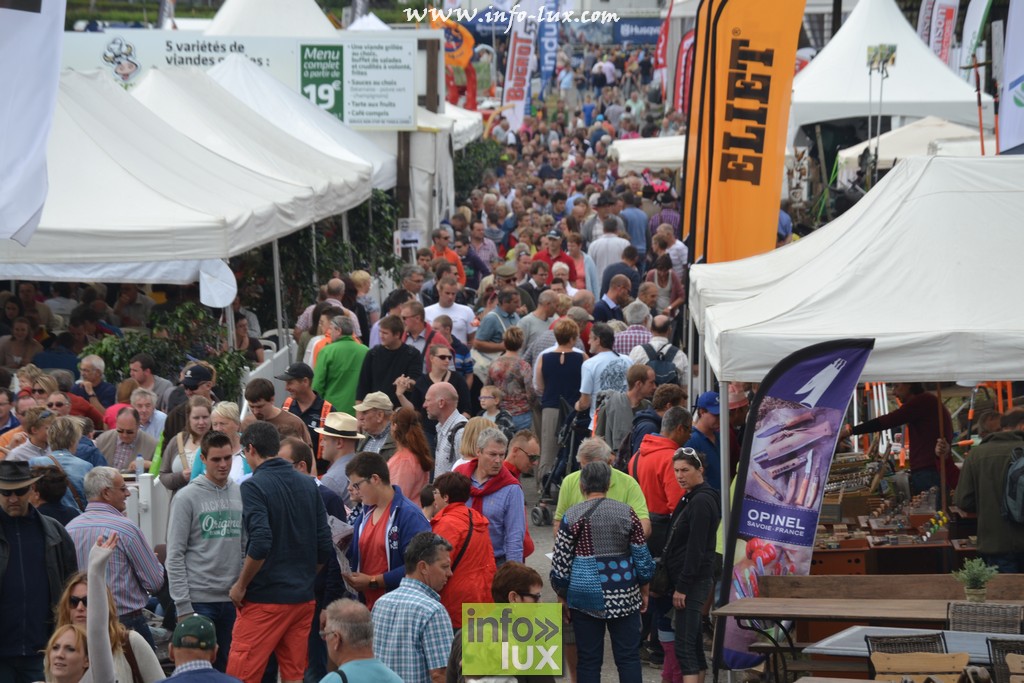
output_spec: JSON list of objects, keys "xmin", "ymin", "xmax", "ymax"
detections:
[{"xmin": 716, "ymin": 339, "xmax": 874, "ymax": 670}]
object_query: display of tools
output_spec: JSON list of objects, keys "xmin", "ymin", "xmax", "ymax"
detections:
[
  {"xmin": 796, "ymin": 450, "xmax": 813, "ymax": 504},
  {"xmin": 755, "ymin": 410, "xmax": 815, "ymax": 439},
  {"xmin": 803, "ymin": 455, "xmax": 820, "ymax": 508},
  {"xmin": 753, "ymin": 419, "xmax": 834, "ymax": 466},
  {"xmin": 765, "ymin": 454, "xmax": 807, "ymax": 480},
  {"xmin": 752, "ymin": 471, "xmax": 785, "ymax": 501}
]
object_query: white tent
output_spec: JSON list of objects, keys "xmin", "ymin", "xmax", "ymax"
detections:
[
  {"xmin": 789, "ymin": 0, "xmax": 992, "ymax": 142},
  {"xmin": 443, "ymin": 103, "xmax": 484, "ymax": 151},
  {"xmin": 702, "ymin": 155, "xmax": 1024, "ymax": 382},
  {"xmin": 610, "ymin": 136, "xmax": 685, "ymax": 174},
  {"xmin": 207, "ymin": 55, "xmax": 396, "ymax": 191},
  {"xmin": 0, "ymin": 71, "xmax": 351, "ymax": 306},
  {"xmin": 837, "ymin": 116, "xmax": 984, "ymax": 183},
  {"xmin": 131, "ymin": 67, "xmax": 372, "ymax": 216},
  {"xmin": 929, "ymin": 135, "xmax": 998, "ymax": 157},
  {"xmin": 205, "ymin": 0, "xmax": 337, "ymax": 37},
  {"xmin": 347, "ymin": 12, "xmax": 390, "ymax": 31}
]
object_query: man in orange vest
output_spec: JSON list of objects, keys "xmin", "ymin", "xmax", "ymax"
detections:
[{"xmin": 277, "ymin": 363, "xmax": 333, "ymax": 475}]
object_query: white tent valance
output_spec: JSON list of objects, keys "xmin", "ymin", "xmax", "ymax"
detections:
[
  {"xmin": 207, "ymin": 55, "xmax": 397, "ymax": 191},
  {"xmin": 789, "ymin": 0, "xmax": 992, "ymax": 141},
  {"xmin": 702, "ymin": 156, "xmax": 1024, "ymax": 382},
  {"xmin": 837, "ymin": 116, "xmax": 985, "ymax": 183},
  {"xmin": 444, "ymin": 103, "xmax": 485, "ymax": 151},
  {"xmin": 610, "ymin": 135, "xmax": 685, "ymax": 174}
]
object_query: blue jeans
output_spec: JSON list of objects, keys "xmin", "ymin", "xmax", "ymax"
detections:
[
  {"xmin": 119, "ymin": 611, "xmax": 155, "ymax": 649},
  {"xmin": 674, "ymin": 577, "xmax": 712, "ymax": 675},
  {"xmin": 511, "ymin": 411, "xmax": 532, "ymax": 432},
  {"xmin": 193, "ymin": 602, "xmax": 236, "ymax": 672},
  {"xmin": 982, "ymin": 553, "xmax": 1024, "ymax": 574},
  {"xmin": 572, "ymin": 609, "xmax": 643, "ymax": 683}
]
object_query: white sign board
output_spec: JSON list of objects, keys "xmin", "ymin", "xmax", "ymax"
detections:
[{"xmin": 62, "ymin": 31, "xmax": 420, "ymax": 130}]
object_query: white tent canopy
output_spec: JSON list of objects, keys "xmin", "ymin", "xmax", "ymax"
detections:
[
  {"xmin": 837, "ymin": 116, "xmax": 984, "ymax": 182},
  {"xmin": 205, "ymin": 0, "xmax": 337, "ymax": 37},
  {"xmin": 131, "ymin": 67, "xmax": 372, "ymax": 216},
  {"xmin": 347, "ymin": 12, "xmax": 390, "ymax": 31},
  {"xmin": 610, "ymin": 136, "xmax": 685, "ymax": 174},
  {"xmin": 0, "ymin": 71, "xmax": 353, "ymax": 307},
  {"xmin": 702, "ymin": 156, "xmax": 1024, "ymax": 382},
  {"xmin": 789, "ymin": 0, "xmax": 992, "ymax": 142},
  {"xmin": 207, "ymin": 55, "xmax": 396, "ymax": 191},
  {"xmin": 443, "ymin": 103, "xmax": 484, "ymax": 151}
]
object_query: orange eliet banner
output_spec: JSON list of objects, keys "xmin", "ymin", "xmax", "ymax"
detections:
[{"xmin": 682, "ymin": 0, "xmax": 805, "ymax": 264}]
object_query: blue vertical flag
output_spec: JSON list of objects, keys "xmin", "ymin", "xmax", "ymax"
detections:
[
  {"xmin": 716, "ymin": 339, "xmax": 874, "ymax": 670},
  {"xmin": 537, "ymin": 0, "xmax": 560, "ymax": 96}
]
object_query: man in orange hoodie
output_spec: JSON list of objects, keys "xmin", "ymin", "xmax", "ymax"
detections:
[{"xmin": 628, "ymin": 406, "xmax": 692, "ymax": 556}]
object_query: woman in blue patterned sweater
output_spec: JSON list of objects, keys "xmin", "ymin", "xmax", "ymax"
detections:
[{"xmin": 550, "ymin": 460, "xmax": 654, "ymax": 683}]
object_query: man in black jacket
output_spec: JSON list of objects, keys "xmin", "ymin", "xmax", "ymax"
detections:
[
  {"xmin": 227, "ymin": 423, "xmax": 333, "ymax": 683},
  {"xmin": 355, "ymin": 315, "xmax": 423, "ymax": 406},
  {"xmin": 0, "ymin": 461, "xmax": 78, "ymax": 683}
]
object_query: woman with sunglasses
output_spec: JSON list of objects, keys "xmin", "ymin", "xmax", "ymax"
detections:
[
  {"xmin": 396, "ymin": 344, "xmax": 471, "ymax": 447},
  {"xmin": 386, "ymin": 407, "xmax": 433, "ymax": 502},
  {"xmin": 658, "ymin": 448, "xmax": 721, "ymax": 683},
  {"xmin": 54, "ymin": 555, "xmax": 165, "ymax": 683}
]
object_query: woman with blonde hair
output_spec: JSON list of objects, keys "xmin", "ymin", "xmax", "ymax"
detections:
[
  {"xmin": 188, "ymin": 401, "xmax": 251, "ymax": 483},
  {"xmin": 158, "ymin": 395, "xmax": 212, "ymax": 491},
  {"xmin": 53, "ymin": 564, "xmax": 165, "ymax": 682},
  {"xmin": 43, "ymin": 625, "xmax": 90, "ymax": 683},
  {"xmin": 452, "ymin": 416, "xmax": 496, "ymax": 471},
  {"xmin": 349, "ymin": 270, "xmax": 380, "ymax": 325},
  {"xmin": 388, "ymin": 407, "xmax": 433, "ymax": 500}
]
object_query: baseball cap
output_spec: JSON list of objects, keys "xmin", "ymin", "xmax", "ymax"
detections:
[
  {"xmin": 696, "ymin": 391, "xmax": 721, "ymax": 415},
  {"xmin": 495, "ymin": 263, "xmax": 517, "ymax": 279},
  {"xmin": 547, "ymin": 229, "xmax": 562, "ymax": 240},
  {"xmin": 275, "ymin": 362, "xmax": 314, "ymax": 381},
  {"xmin": 181, "ymin": 365, "xmax": 213, "ymax": 390},
  {"xmin": 173, "ymin": 615, "xmax": 217, "ymax": 651}
]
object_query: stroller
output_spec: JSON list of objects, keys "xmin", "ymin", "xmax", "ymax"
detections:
[{"xmin": 532, "ymin": 398, "xmax": 591, "ymax": 526}]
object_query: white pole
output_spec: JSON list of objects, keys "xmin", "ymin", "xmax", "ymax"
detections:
[
  {"xmin": 719, "ymin": 379, "xmax": 731, "ymax": 543},
  {"xmin": 851, "ymin": 384, "xmax": 860, "ymax": 452},
  {"xmin": 272, "ymin": 239, "xmax": 288, "ymax": 362},
  {"xmin": 687, "ymin": 315, "xmax": 695, "ymax": 405}
]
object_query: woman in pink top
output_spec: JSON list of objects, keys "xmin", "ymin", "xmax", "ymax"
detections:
[{"xmin": 388, "ymin": 407, "xmax": 433, "ymax": 501}]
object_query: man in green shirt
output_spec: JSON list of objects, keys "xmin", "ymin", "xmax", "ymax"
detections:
[
  {"xmin": 553, "ymin": 436, "xmax": 650, "ymax": 538},
  {"xmin": 312, "ymin": 316, "xmax": 368, "ymax": 415}
]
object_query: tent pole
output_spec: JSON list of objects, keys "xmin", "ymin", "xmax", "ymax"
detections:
[
  {"xmin": 719, "ymin": 379, "xmax": 731, "ymax": 547},
  {"xmin": 342, "ymin": 212, "xmax": 352, "ymax": 270},
  {"xmin": 687, "ymin": 315, "xmax": 695, "ymax": 406},
  {"xmin": 225, "ymin": 305, "xmax": 236, "ymax": 354},
  {"xmin": 272, "ymin": 239, "xmax": 288, "ymax": 362},
  {"xmin": 936, "ymin": 383, "xmax": 948, "ymax": 514},
  {"xmin": 311, "ymin": 223, "xmax": 318, "ymax": 284},
  {"xmin": 851, "ymin": 385, "xmax": 860, "ymax": 453}
]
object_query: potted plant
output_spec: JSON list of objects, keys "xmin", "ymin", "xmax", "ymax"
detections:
[{"xmin": 952, "ymin": 558, "xmax": 999, "ymax": 602}]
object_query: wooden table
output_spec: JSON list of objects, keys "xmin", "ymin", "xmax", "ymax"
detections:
[
  {"xmin": 714, "ymin": 598, "xmax": 958, "ymax": 624},
  {"xmin": 804, "ymin": 626, "xmax": 1024, "ymax": 665}
]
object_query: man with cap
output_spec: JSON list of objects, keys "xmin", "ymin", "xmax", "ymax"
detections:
[
  {"xmin": 315, "ymin": 413, "xmax": 365, "ymax": 506},
  {"xmin": 685, "ymin": 392, "xmax": 722, "ymax": 491},
  {"xmin": 490, "ymin": 263, "xmax": 535, "ymax": 313},
  {"xmin": 168, "ymin": 615, "xmax": 239, "ymax": 682},
  {"xmin": 277, "ymin": 362, "xmax": 334, "ymax": 473},
  {"xmin": 354, "ymin": 393, "xmax": 397, "ymax": 462},
  {"xmin": 581, "ymin": 191, "xmax": 623, "ymax": 247},
  {"xmin": 313, "ymin": 315, "xmax": 369, "ymax": 416},
  {"xmin": 533, "ymin": 229, "xmax": 577, "ymax": 284},
  {"xmin": 163, "ymin": 362, "xmax": 217, "ymax": 444},
  {"xmin": 0, "ymin": 461, "xmax": 78, "ymax": 683}
]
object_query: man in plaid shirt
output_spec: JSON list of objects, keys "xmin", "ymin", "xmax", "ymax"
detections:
[
  {"xmin": 613, "ymin": 301, "xmax": 653, "ymax": 355},
  {"xmin": 371, "ymin": 533, "xmax": 454, "ymax": 683}
]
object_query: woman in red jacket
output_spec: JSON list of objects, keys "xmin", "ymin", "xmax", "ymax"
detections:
[{"xmin": 430, "ymin": 472, "xmax": 497, "ymax": 628}]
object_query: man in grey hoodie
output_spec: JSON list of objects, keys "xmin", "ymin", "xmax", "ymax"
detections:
[{"xmin": 166, "ymin": 430, "xmax": 244, "ymax": 672}]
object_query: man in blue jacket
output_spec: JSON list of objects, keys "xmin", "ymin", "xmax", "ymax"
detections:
[{"xmin": 227, "ymin": 423, "xmax": 332, "ymax": 683}]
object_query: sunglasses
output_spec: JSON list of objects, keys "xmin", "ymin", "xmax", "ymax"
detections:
[
  {"xmin": 32, "ymin": 388, "xmax": 47, "ymax": 395},
  {"xmin": 116, "ymin": 429, "xmax": 137, "ymax": 435},
  {"xmin": 46, "ymin": 402, "xmax": 66, "ymax": 409},
  {"xmin": 69, "ymin": 596, "xmax": 88, "ymax": 608},
  {"xmin": 434, "ymin": 355, "xmax": 453, "ymax": 361},
  {"xmin": 0, "ymin": 486, "xmax": 31, "ymax": 497}
]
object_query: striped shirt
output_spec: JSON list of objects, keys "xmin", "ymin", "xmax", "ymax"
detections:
[
  {"xmin": 372, "ymin": 578, "xmax": 453, "ymax": 683},
  {"xmin": 66, "ymin": 502, "xmax": 164, "ymax": 615},
  {"xmin": 613, "ymin": 325, "xmax": 653, "ymax": 355}
]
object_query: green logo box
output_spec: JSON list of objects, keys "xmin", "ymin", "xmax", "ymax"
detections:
[
  {"xmin": 461, "ymin": 603, "xmax": 562, "ymax": 677},
  {"xmin": 299, "ymin": 44, "xmax": 344, "ymax": 120}
]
